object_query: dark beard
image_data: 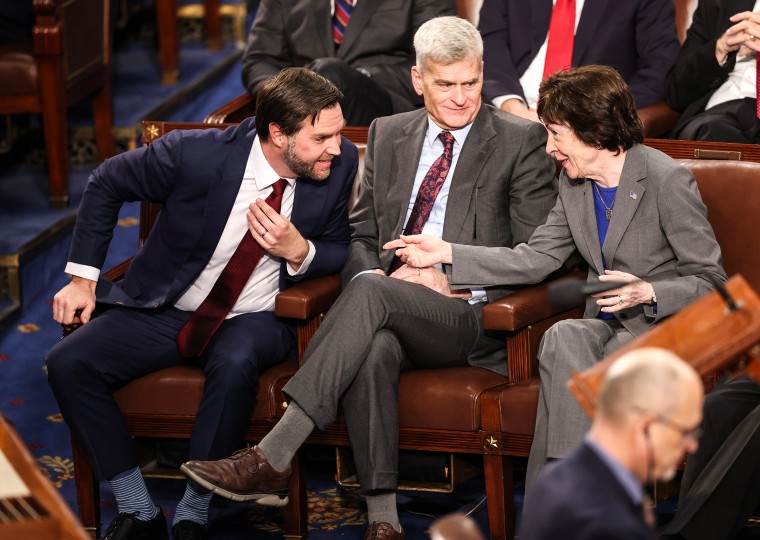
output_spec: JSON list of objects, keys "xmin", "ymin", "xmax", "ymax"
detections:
[{"xmin": 282, "ymin": 137, "xmax": 330, "ymax": 180}]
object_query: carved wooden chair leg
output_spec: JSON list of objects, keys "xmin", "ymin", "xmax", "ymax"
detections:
[
  {"xmin": 71, "ymin": 436, "xmax": 101, "ymax": 538},
  {"xmin": 283, "ymin": 449, "xmax": 308, "ymax": 539}
]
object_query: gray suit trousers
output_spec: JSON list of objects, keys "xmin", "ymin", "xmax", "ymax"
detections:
[
  {"xmin": 282, "ymin": 273, "xmax": 480, "ymax": 491},
  {"xmin": 525, "ymin": 318, "xmax": 634, "ymax": 492}
]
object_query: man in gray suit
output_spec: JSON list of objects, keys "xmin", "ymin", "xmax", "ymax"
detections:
[
  {"xmin": 386, "ymin": 65, "xmax": 726, "ymax": 494},
  {"xmin": 182, "ymin": 16, "xmax": 557, "ymax": 538},
  {"xmin": 242, "ymin": 0, "xmax": 456, "ymax": 126}
]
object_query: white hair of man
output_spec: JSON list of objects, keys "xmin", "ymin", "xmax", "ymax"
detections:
[
  {"xmin": 413, "ymin": 16, "xmax": 483, "ymax": 71},
  {"xmin": 597, "ymin": 347, "xmax": 700, "ymax": 425}
]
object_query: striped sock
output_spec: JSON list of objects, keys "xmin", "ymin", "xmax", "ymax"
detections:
[
  {"xmin": 108, "ymin": 467, "xmax": 158, "ymax": 521},
  {"xmin": 173, "ymin": 481, "xmax": 212, "ymax": 526}
]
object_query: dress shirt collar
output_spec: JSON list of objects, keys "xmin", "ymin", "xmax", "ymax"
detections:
[
  {"xmin": 585, "ymin": 433, "xmax": 644, "ymax": 506},
  {"xmin": 245, "ymin": 135, "xmax": 296, "ymax": 192},
  {"xmin": 425, "ymin": 117, "xmax": 474, "ymax": 150}
]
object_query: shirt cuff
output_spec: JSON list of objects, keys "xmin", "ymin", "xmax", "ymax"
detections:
[
  {"xmin": 65, "ymin": 262, "xmax": 100, "ymax": 282},
  {"xmin": 467, "ymin": 288, "xmax": 488, "ymax": 304},
  {"xmin": 287, "ymin": 240, "xmax": 316, "ymax": 276},
  {"xmin": 493, "ymin": 94, "xmax": 526, "ymax": 109}
]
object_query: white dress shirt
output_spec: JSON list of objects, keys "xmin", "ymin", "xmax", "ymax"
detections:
[
  {"xmin": 67, "ymin": 135, "xmax": 316, "ymax": 317},
  {"xmin": 493, "ymin": 0, "xmax": 586, "ymax": 110}
]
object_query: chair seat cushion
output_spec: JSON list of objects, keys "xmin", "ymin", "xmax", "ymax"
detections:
[
  {"xmin": 397, "ymin": 367, "xmax": 506, "ymax": 431},
  {"xmin": 494, "ymin": 377, "xmax": 540, "ymax": 436},
  {"xmin": 114, "ymin": 359, "xmax": 299, "ymax": 420},
  {"xmin": 0, "ymin": 43, "xmax": 37, "ymax": 94}
]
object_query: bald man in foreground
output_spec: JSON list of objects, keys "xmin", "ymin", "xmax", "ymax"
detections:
[{"xmin": 520, "ymin": 348, "xmax": 704, "ymax": 540}]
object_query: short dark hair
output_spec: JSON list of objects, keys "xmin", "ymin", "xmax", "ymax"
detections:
[
  {"xmin": 537, "ymin": 65, "xmax": 643, "ymax": 154},
  {"xmin": 255, "ymin": 67, "xmax": 344, "ymax": 141}
]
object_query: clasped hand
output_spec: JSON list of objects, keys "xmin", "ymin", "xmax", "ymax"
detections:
[
  {"xmin": 716, "ymin": 10, "xmax": 760, "ymax": 62},
  {"xmin": 594, "ymin": 270, "xmax": 655, "ymax": 313},
  {"xmin": 248, "ymin": 198, "xmax": 309, "ymax": 269},
  {"xmin": 389, "ymin": 264, "xmax": 470, "ymax": 298}
]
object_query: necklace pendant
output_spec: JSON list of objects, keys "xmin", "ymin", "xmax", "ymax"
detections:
[{"xmin": 605, "ymin": 209, "xmax": 612, "ymax": 221}]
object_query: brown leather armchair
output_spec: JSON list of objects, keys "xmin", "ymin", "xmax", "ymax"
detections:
[
  {"xmin": 482, "ymin": 140, "xmax": 760, "ymax": 534},
  {"xmin": 0, "ymin": 0, "xmax": 114, "ymax": 209},
  {"xmin": 68, "ymin": 120, "xmax": 584, "ymax": 539}
]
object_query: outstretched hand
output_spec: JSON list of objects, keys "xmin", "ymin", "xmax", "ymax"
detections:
[{"xmin": 383, "ymin": 234, "xmax": 453, "ymax": 268}]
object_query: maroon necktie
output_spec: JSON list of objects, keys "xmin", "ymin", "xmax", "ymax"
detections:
[
  {"xmin": 542, "ymin": 0, "xmax": 576, "ymax": 80},
  {"xmin": 176, "ymin": 178, "xmax": 288, "ymax": 357},
  {"xmin": 756, "ymin": 52, "xmax": 759, "ymax": 119},
  {"xmin": 390, "ymin": 131, "xmax": 455, "ymax": 272}
]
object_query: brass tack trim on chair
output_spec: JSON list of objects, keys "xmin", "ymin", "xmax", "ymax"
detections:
[
  {"xmin": 282, "ymin": 402, "xmax": 288, "ymax": 409},
  {"xmin": 485, "ymin": 436, "xmax": 498, "ymax": 450}
]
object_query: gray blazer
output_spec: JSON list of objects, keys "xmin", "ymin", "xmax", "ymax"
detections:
[
  {"xmin": 451, "ymin": 144, "xmax": 727, "ymax": 337},
  {"xmin": 342, "ymin": 104, "xmax": 558, "ymax": 303},
  {"xmin": 241, "ymin": 0, "xmax": 456, "ymax": 110}
]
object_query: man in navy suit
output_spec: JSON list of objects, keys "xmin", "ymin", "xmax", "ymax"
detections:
[
  {"xmin": 46, "ymin": 67, "xmax": 357, "ymax": 540},
  {"xmin": 479, "ymin": 0, "xmax": 680, "ymax": 122},
  {"xmin": 521, "ymin": 348, "xmax": 704, "ymax": 540}
]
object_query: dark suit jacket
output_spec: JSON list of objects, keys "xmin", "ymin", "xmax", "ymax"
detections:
[
  {"xmin": 342, "ymin": 105, "xmax": 558, "ymax": 369},
  {"xmin": 69, "ymin": 118, "xmax": 357, "ymax": 310},
  {"xmin": 479, "ymin": 0, "xmax": 680, "ymax": 108},
  {"xmin": 665, "ymin": 0, "xmax": 756, "ymax": 132},
  {"xmin": 241, "ymin": 0, "xmax": 455, "ymax": 111},
  {"xmin": 521, "ymin": 442, "xmax": 654, "ymax": 540}
]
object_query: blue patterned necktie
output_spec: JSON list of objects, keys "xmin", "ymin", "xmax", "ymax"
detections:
[{"xmin": 333, "ymin": 0, "xmax": 355, "ymax": 49}]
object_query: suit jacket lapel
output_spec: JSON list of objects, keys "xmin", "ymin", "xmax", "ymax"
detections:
[
  {"xmin": 338, "ymin": 0, "xmax": 379, "ymax": 58},
  {"xmin": 291, "ymin": 177, "xmax": 327, "ymax": 237},
  {"xmin": 168, "ymin": 128, "xmax": 253, "ymax": 297},
  {"xmin": 574, "ymin": 0, "xmax": 610, "ymax": 65},
  {"xmin": 388, "ymin": 111, "xmax": 428, "ymax": 239},
  {"xmin": 442, "ymin": 107, "xmax": 495, "ymax": 242},
  {"xmin": 533, "ymin": 0, "xmax": 553, "ymax": 51},
  {"xmin": 601, "ymin": 145, "xmax": 645, "ymax": 269},
  {"xmin": 314, "ymin": 0, "xmax": 334, "ymax": 58}
]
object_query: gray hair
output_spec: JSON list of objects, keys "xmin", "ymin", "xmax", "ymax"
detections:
[
  {"xmin": 414, "ymin": 16, "xmax": 483, "ymax": 70},
  {"xmin": 597, "ymin": 348, "xmax": 700, "ymax": 424}
]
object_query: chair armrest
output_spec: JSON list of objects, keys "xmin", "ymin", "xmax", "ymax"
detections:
[
  {"xmin": 275, "ymin": 274, "xmax": 342, "ymax": 320},
  {"xmin": 482, "ymin": 270, "xmax": 585, "ymax": 331},
  {"xmin": 638, "ymin": 101, "xmax": 681, "ymax": 139},
  {"xmin": 204, "ymin": 92, "xmax": 256, "ymax": 124},
  {"xmin": 102, "ymin": 258, "xmax": 133, "ymax": 282}
]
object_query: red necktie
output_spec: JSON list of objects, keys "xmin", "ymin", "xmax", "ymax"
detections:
[
  {"xmin": 390, "ymin": 131, "xmax": 455, "ymax": 272},
  {"xmin": 543, "ymin": 0, "xmax": 576, "ymax": 80},
  {"xmin": 176, "ymin": 178, "xmax": 288, "ymax": 357},
  {"xmin": 756, "ymin": 52, "xmax": 759, "ymax": 119},
  {"xmin": 333, "ymin": 0, "xmax": 354, "ymax": 49}
]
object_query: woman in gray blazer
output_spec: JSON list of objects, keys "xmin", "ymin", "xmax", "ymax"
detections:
[{"xmin": 385, "ymin": 65, "xmax": 727, "ymax": 492}]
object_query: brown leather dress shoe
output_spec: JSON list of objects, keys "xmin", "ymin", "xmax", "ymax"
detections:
[
  {"xmin": 364, "ymin": 522, "xmax": 405, "ymax": 539},
  {"xmin": 180, "ymin": 446, "xmax": 290, "ymax": 503}
]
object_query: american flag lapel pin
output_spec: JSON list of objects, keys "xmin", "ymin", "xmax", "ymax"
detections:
[{"xmin": 630, "ymin": 191, "xmax": 637, "ymax": 200}]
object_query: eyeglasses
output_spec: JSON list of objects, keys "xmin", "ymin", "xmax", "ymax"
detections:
[{"xmin": 632, "ymin": 406, "xmax": 702, "ymax": 443}]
